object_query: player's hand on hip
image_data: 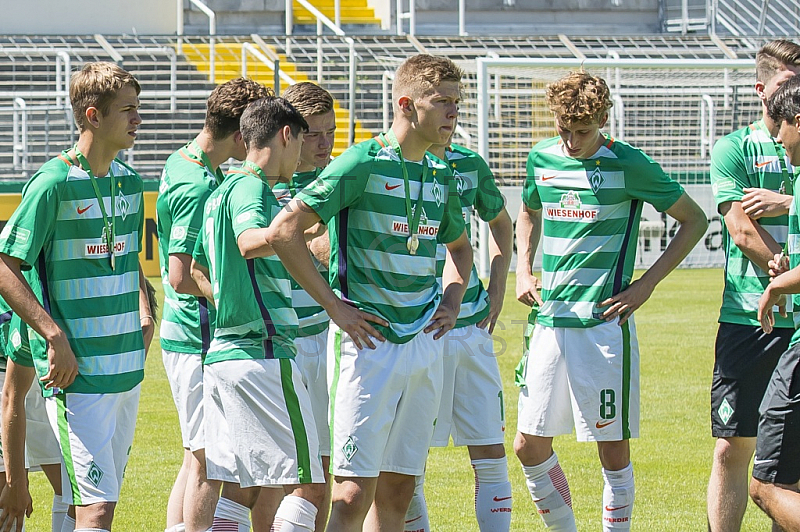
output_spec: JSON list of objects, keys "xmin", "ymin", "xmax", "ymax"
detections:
[
  {"xmin": 328, "ymin": 300, "xmax": 387, "ymax": 350},
  {"xmin": 478, "ymin": 284, "xmax": 505, "ymax": 333},
  {"xmin": 41, "ymin": 334, "xmax": 78, "ymax": 390},
  {"xmin": 0, "ymin": 479, "xmax": 33, "ymax": 532},
  {"xmin": 425, "ymin": 303, "xmax": 459, "ymax": 340},
  {"xmin": 598, "ymin": 279, "xmax": 655, "ymax": 325},
  {"xmin": 516, "ymin": 274, "xmax": 543, "ymax": 307}
]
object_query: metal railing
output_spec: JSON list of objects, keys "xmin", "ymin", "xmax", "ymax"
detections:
[
  {"xmin": 241, "ymin": 42, "xmax": 295, "ymax": 92},
  {"xmin": 178, "ymin": 0, "xmax": 216, "ymax": 83},
  {"xmin": 396, "ymin": 0, "xmax": 416, "ymax": 36},
  {"xmin": 0, "ymin": 49, "xmax": 71, "ymax": 107},
  {"xmin": 12, "ymin": 98, "xmax": 28, "ymax": 171}
]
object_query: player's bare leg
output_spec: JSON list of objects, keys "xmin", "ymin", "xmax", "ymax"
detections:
[
  {"xmin": 166, "ymin": 449, "xmax": 191, "ymax": 530},
  {"xmin": 41, "ymin": 463, "xmax": 68, "ymax": 532},
  {"xmin": 327, "ymin": 476, "xmax": 378, "ymax": 532},
  {"xmin": 514, "ymin": 433, "xmax": 576, "ymax": 532},
  {"xmin": 251, "ymin": 487, "xmax": 282, "ymax": 532},
  {"xmin": 74, "ymin": 502, "xmax": 116, "ymax": 531},
  {"xmin": 364, "ymin": 472, "xmax": 416, "ymax": 532},
  {"xmin": 185, "ymin": 448, "xmax": 221, "ymax": 532},
  {"xmin": 316, "ymin": 456, "xmax": 332, "ymax": 531},
  {"xmin": 707, "ymin": 436, "xmax": 755, "ymax": 531},
  {"xmin": 750, "ymin": 479, "xmax": 800, "ymax": 531}
]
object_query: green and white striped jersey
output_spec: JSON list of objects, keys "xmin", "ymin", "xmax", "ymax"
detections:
[
  {"xmin": 523, "ymin": 136, "xmax": 684, "ymax": 328},
  {"xmin": 0, "ymin": 152, "xmax": 145, "ymax": 395},
  {"xmin": 273, "ymin": 170, "xmax": 330, "ymax": 338},
  {"xmin": 434, "ymin": 144, "xmax": 505, "ymax": 328},
  {"xmin": 297, "ymin": 137, "xmax": 466, "ymax": 344},
  {"xmin": 788, "ymin": 190, "xmax": 800, "ymax": 347},
  {"xmin": 711, "ymin": 120, "xmax": 796, "ymax": 328},
  {"xmin": 157, "ymin": 141, "xmax": 222, "ymax": 355},
  {"xmin": 194, "ymin": 163, "xmax": 298, "ymax": 364}
]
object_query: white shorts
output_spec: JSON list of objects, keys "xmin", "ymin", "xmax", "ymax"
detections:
[
  {"xmin": 517, "ymin": 319, "xmax": 640, "ymax": 442},
  {"xmin": 203, "ymin": 358, "xmax": 324, "ymax": 488},
  {"xmin": 432, "ymin": 325, "xmax": 506, "ymax": 447},
  {"xmin": 295, "ymin": 328, "xmax": 330, "ymax": 456},
  {"xmin": 46, "ymin": 385, "xmax": 141, "ymax": 505},
  {"xmin": 328, "ymin": 324, "xmax": 444, "ymax": 477},
  {"xmin": 0, "ymin": 371, "xmax": 61, "ymax": 472},
  {"xmin": 163, "ymin": 349, "xmax": 205, "ymax": 451}
]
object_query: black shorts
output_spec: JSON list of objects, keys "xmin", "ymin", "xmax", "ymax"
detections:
[
  {"xmin": 711, "ymin": 323, "xmax": 792, "ymax": 437},
  {"xmin": 753, "ymin": 343, "xmax": 800, "ymax": 485}
]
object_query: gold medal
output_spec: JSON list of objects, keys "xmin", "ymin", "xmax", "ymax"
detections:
[{"xmin": 407, "ymin": 234, "xmax": 419, "ymax": 255}]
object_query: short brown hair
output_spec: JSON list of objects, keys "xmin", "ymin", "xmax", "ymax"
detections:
[
  {"xmin": 756, "ymin": 40, "xmax": 800, "ymax": 85},
  {"xmin": 546, "ymin": 71, "xmax": 613, "ymax": 126},
  {"xmin": 282, "ymin": 82, "xmax": 334, "ymax": 117},
  {"xmin": 392, "ymin": 54, "xmax": 463, "ymax": 101},
  {"xmin": 205, "ymin": 78, "xmax": 271, "ymax": 139},
  {"xmin": 70, "ymin": 62, "xmax": 141, "ymax": 132}
]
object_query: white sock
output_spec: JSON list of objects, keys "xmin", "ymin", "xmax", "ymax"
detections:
[
  {"xmin": 212, "ymin": 497, "xmax": 251, "ymax": 532},
  {"xmin": 472, "ymin": 458, "xmax": 512, "ymax": 532},
  {"xmin": 521, "ymin": 453, "xmax": 576, "ymax": 532},
  {"xmin": 270, "ymin": 495, "xmax": 317, "ymax": 532},
  {"xmin": 602, "ymin": 463, "xmax": 634, "ymax": 530},
  {"xmin": 60, "ymin": 516, "xmax": 76, "ymax": 532},
  {"xmin": 52, "ymin": 496, "xmax": 70, "ymax": 532},
  {"xmin": 165, "ymin": 525, "xmax": 186, "ymax": 532},
  {"xmin": 404, "ymin": 474, "xmax": 430, "ymax": 532}
]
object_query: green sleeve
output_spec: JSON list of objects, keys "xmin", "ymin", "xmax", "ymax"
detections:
[
  {"xmin": 229, "ymin": 178, "xmax": 270, "ymax": 237},
  {"xmin": 523, "ymin": 150, "xmax": 542, "ymax": 210},
  {"xmin": 0, "ymin": 164, "xmax": 63, "ymax": 266},
  {"xmin": 167, "ymin": 177, "xmax": 213, "ymax": 256},
  {"xmin": 192, "ymin": 225, "xmax": 209, "ymax": 269},
  {"xmin": 624, "ymin": 150, "xmax": 685, "ymax": 212},
  {"xmin": 710, "ymin": 135, "xmax": 747, "ymax": 206},
  {"xmin": 438, "ymin": 171, "xmax": 467, "ymax": 244},
  {"xmin": 473, "ymin": 156, "xmax": 505, "ymax": 222},
  {"xmin": 296, "ymin": 143, "xmax": 372, "ymax": 223}
]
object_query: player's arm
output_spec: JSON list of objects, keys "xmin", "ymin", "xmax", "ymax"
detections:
[
  {"xmin": 169, "ymin": 253, "xmax": 204, "ymax": 296},
  {"xmin": 427, "ymin": 230, "xmax": 474, "ymax": 339},
  {"xmin": 600, "ymin": 192, "xmax": 708, "ymax": 324},
  {"xmin": 139, "ymin": 265, "xmax": 155, "ymax": 355},
  {"xmin": 719, "ymin": 200, "xmax": 782, "ymax": 272},
  {"xmin": 189, "ymin": 259, "xmax": 215, "ymax": 305},
  {"xmin": 515, "ymin": 204, "xmax": 544, "ymax": 307},
  {"xmin": 741, "ymin": 187, "xmax": 792, "ymax": 219},
  {"xmin": 758, "ymin": 257, "xmax": 800, "ymax": 333},
  {"xmin": 308, "ymin": 231, "xmax": 330, "ymax": 269},
  {"xmin": 0, "ymin": 360, "xmax": 35, "ymax": 530},
  {"xmin": 267, "ymin": 198, "xmax": 388, "ymax": 350},
  {"xmin": 477, "ymin": 208, "xmax": 513, "ymax": 333},
  {"xmin": 0, "ymin": 254, "xmax": 76, "ymax": 390}
]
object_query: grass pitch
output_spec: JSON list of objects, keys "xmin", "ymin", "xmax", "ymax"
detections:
[{"xmin": 25, "ymin": 268, "xmax": 774, "ymax": 530}]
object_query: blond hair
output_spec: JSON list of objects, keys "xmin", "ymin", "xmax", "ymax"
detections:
[
  {"xmin": 283, "ymin": 82, "xmax": 334, "ymax": 117},
  {"xmin": 70, "ymin": 62, "xmax": 140, "ymax": 131},
  {"xmin": 546, "ymin": 71, "xmax": 613, "ymax": 126},
  {"xmin": 392, "ymin": 54, "xmax": 463, "ymax": 101},
  {"xmin": 756, "ymin": 39, "xmax": 800, "ymax": 85}
]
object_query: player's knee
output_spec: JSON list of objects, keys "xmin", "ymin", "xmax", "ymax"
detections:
[
  {"xmin": 332, "ymin": 483, "xmax": 372, "ymax": 516},
  {"xmin": 513, "ymin": 432, "xmax": 549, "ymax": 465},
  {"xmin": 714, "ymin": 437, "xmax": 755, "ymax": 467},
  {"xmin": 749, "ymin": 477, "xmax": 770, "ymax": 510},
  {"xmin": 469, "ymin": 443, "xmax": 506, "ymax": 461},
  {"xmin": 293, "ymin": 482, "xmax": 327, "ymax": 509}
]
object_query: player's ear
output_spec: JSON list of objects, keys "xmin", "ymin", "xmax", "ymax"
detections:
[
  {"xmin": 85, "ymin": 106, "xmax": 101, "ymax": 129},
  {"xmin": 398, "ymin": 96, "xmax": 414, "ymax": 116},
  {"xmin": 755, "ymin": 81, "xmax": 767, "ymax": 103},
  {"xmin": 598, "ymin": 113, "xmax": 609, "ymax": 129},
  {"xmin": 794, "ymin": 114, "xmax": 800, "ymax": 131}
]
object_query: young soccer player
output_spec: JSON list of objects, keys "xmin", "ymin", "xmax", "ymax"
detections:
[
  {"xmin": 267, "ymin": 54, "xmax": 473, "ymax": 532},
  {"xmin": 157, "ymin": 77, "xmax": 269, "ymax": 532},
  {"xmin": 753, "ymin": 72, "xmax": 800, "ymax": 532},
  {"xmin": 514, "ymin": 71, "xmax": 707, "ymax": 531},
  {"xmin": 404, "ymin": 137, "xmax": 514, "ymax": 532},
  {"xmin": 280, "ymin": 81, "xmax": 336, "ymax": 531},
  {"xmin": 190, "ymin": 95, "xmax": 325, "ymax": 532},
  {"xmin": 707, "ymin": 39, "xmax": 800, "ymax": 532},
  {"xmin": 0, "ymin": 62, "xmax": 152, "ymax": 532}
]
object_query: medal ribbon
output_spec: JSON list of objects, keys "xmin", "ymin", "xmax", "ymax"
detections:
[
  {"xmin": 756, "ymin": 120, "xmax": 794, "ymax": 197},
  {"xmin": 74, "ymin": 146, "xmax": 116, "ymax": 270},
  {"xmin": 380, "ymin": 130, "xmax": 428, "ymax": 246},
  {"xmin": 184, "ymin": 140, "xmax": 225, "ymax": 186}
]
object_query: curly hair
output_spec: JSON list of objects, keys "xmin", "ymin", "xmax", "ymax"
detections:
[
  {"xmin": 205, "ymin": 78, "xmax": 272, "ymax": 140},
  {"xmin": 767, "ymin": 74, "xmax": 800, "ymax": 124},
  {"xmin": 546, "ymin": 71, "xmax": 613, "ymax": 126}
]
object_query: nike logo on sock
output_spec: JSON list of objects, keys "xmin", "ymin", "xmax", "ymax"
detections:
[
  {"xmin": 605, "ymin": 504, "xmax": 630, "ymax": 512},
  {"xmin": 493, "ymin": 496, "xmax": 512, "ymax": 502}
]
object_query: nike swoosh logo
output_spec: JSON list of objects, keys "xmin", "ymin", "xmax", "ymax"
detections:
[
  {"xmin": 753, "ymin": 458, "xmax": 773, "ymax": 465},
  {"xmin": 385, "ymin": 183, "xmax": 402, "ymax": 191},
  {"xmin": 596, "ymin": 419, "xmax": 616, "ymax": 429},
  {"xmin": 493, "ymin": 496, "xmax": 512, "ymax": 502},
  {"xmin": 405, "ymin": 516, "xmax": 421, "ymax": 524},
  {"xmin": 541, "ymin": 175, "xmax": 558, "ymax": 181},
  {"xmin": 755, "ymin": 160, "xmax": 773, "ymax": 168},
  {"xmin": 77, "ymin": 204, "xmax": 93, "ymax": 214},
  {"xmin": 605, "ymin": 504, "xmax": 629, "ymax": 512}
]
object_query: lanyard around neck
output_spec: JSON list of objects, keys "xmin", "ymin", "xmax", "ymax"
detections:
[
  {"xmin": 185, "ymin": 140, "xmax": 225, "ymax": 186},
  {"xmin": 381, "ymin": 130, "xmax": 429, "ymax": 242},
  {"xmin": 74, "ymin": 146, "xmax": 117, "ymax": 270},
  {"xmin": 242, "ymin": 160, "xmax": 269, "ymax": 183}
]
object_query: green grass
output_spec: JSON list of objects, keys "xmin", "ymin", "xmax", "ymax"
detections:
[{"xmin": 25, "ymin": 269, "xmax": 774, "ymax": 530}]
